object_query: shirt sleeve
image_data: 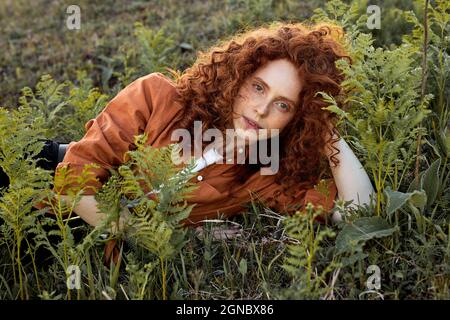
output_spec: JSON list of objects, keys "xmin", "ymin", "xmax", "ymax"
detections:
[
  {"xmin": 53, "ymin": 72, "xmax": 166, "ymax": 195},
  {"xmin": 240, "ymin": 172, "xmax": 338, "ymax": 223},
  {"xmin": 302, "ymin": 178, "xmax": 338, "ymax": 222}
]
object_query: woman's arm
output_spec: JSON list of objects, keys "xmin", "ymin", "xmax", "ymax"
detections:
[
  {"xmin": 60, "ymin": 195, "xmax": 129, "ymax": 232},
  {"xmin": 324, "ymin": 135, "xmax": 376, "ymax": 222},
  {"xmin": 60, "ymin": 195, "xmax": 105, "ymax": 226}
]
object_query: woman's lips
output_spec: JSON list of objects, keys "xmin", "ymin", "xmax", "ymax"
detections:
[{"xmin": 243, "ymin": 116, "xmax": 261, "ymax": 130}]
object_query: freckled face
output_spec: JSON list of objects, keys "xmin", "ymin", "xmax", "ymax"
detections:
[{"xmin": 231, "ymin": 58, "xmax": 303, "ymax": 143}]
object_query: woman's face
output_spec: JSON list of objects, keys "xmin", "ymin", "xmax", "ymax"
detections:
[{"xmin": 231, "ymin": 58, "xmax": 303, "ymax": 143}]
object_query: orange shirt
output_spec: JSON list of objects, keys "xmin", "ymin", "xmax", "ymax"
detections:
[{"xmin": 35, "ymin": 72, "xmax": 337, "ymax": 226}]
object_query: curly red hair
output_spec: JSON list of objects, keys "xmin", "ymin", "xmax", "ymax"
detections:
[{"xmin": 171, "ymin": 21, "xmax": 351, "ymax": 194}]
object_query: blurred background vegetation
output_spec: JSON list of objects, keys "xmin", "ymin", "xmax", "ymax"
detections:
[{"xmin": 0, "ymin": 0, "xmax": 422, "ymax": 109}]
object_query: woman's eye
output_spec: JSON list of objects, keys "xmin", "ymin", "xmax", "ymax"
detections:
[
  {"xmin": 253, "ymin": 83, "xmax": 264, "ymax": 93},
  {"xmin": 276, "ymin": 102, "xmax": 290, "ymax": 111}
]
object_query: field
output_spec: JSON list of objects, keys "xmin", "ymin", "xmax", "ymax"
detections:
[{"xmin": 0, "ymin": 0, "xmax": 449, "ymax": 300}]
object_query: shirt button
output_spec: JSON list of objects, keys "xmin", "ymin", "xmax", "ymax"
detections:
[{"xmin": 197, "ymin": 175, "xmax": 203, "ymax": 181}]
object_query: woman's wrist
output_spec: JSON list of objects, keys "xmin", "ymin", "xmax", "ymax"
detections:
[{"xmin": 110, "ymin": 207, "xmax": 132, "ymax": 235}]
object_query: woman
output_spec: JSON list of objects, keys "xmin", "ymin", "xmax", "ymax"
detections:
[{"xmin": 35, "ymin": 22, "xmax": 375, "ymax": 232}]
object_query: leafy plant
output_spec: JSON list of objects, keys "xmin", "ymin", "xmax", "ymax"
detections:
[
  {"xmin": 17, "ymin": 73, "xmax": 109, "ymax": 142},
  {"xmin": 280, "ymin": 203, "xmax": 338, "ymax": 299},
  {"xmin": 91, "ymin": 134, "xmax": 198, "ymax": 299}
]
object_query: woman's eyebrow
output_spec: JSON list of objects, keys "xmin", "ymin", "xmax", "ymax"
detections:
[{"xmin": 253, "ymin": 76, "xmax": 297, "ymax": 105}]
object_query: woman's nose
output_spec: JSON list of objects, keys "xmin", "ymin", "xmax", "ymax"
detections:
[{"xmin": 255, "ymin": 101, "xmax": 270, "ymax": 117}]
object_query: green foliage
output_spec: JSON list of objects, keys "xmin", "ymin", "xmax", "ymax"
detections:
[
  {"xmin": 88, "ymin": 134, "xmax": 198, "ymax": 299},
  {"xmin": 385, "ymin": 187, "xmax": 427, "ymax": 217},
  {"xmin": 58, "ymin": 72, "xmax": 109, "ymax": 142},
  {"xmin": 335, "ymin": 217, "xmax": 398, "ymax": 255},
  {"xmin": 18, "ymin": 76, "xmax": 69, "ymax": 141},
  {"xmin": 311, "ymin": 0, "xmax": 368, "ymax": 41},
  {"xmin": 311, "ymin": 0, "xmax": 450, "ymax": 299},
  {"xmin": 18, "ymin": 73, "xmax": 108, "ymax": 142},
  {"xmin": 119, "ymin": 23, "xmax": 179, "ymax": 86},
  {"xmin": 0, "ymin": 104, "xmax": 48, "ymax": 185},
  {"xmin": 321, "ymin": 32, "xmax": 433, "ymax": 213},
  {"xmin": 279, "ymin": 204, "xmax": 338, "ymax": 299}
]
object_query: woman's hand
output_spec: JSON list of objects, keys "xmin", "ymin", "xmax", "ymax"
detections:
[
  {"xmin": 110, "ymin": 207, "xmax": 133, "ymax": 235},
  {"xmin": 60, "ymin": 194, "xmax": 106, "ymax": 227},
  {"xmin": 195, "ymin": 224, "xmax": 243, "ymax": 241},
  {"xmin": 61, "ymin": 193, "xmax": 133, "ymax": 235}
]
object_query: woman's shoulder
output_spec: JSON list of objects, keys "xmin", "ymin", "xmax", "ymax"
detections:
[
  {"xmin": 109, "ymin": 71, "xmax": 183, "ymax": 118},
  {"xmin": 123, "ymin": 73, "xmax": 185, "ymax": 144},
  {"xmin": 134, "ymin": 72, "xmax": 178, "ymax": 95},
  {"xmin": 140, "ymin": 71, "xmax": 183, "ymax": 109}
]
